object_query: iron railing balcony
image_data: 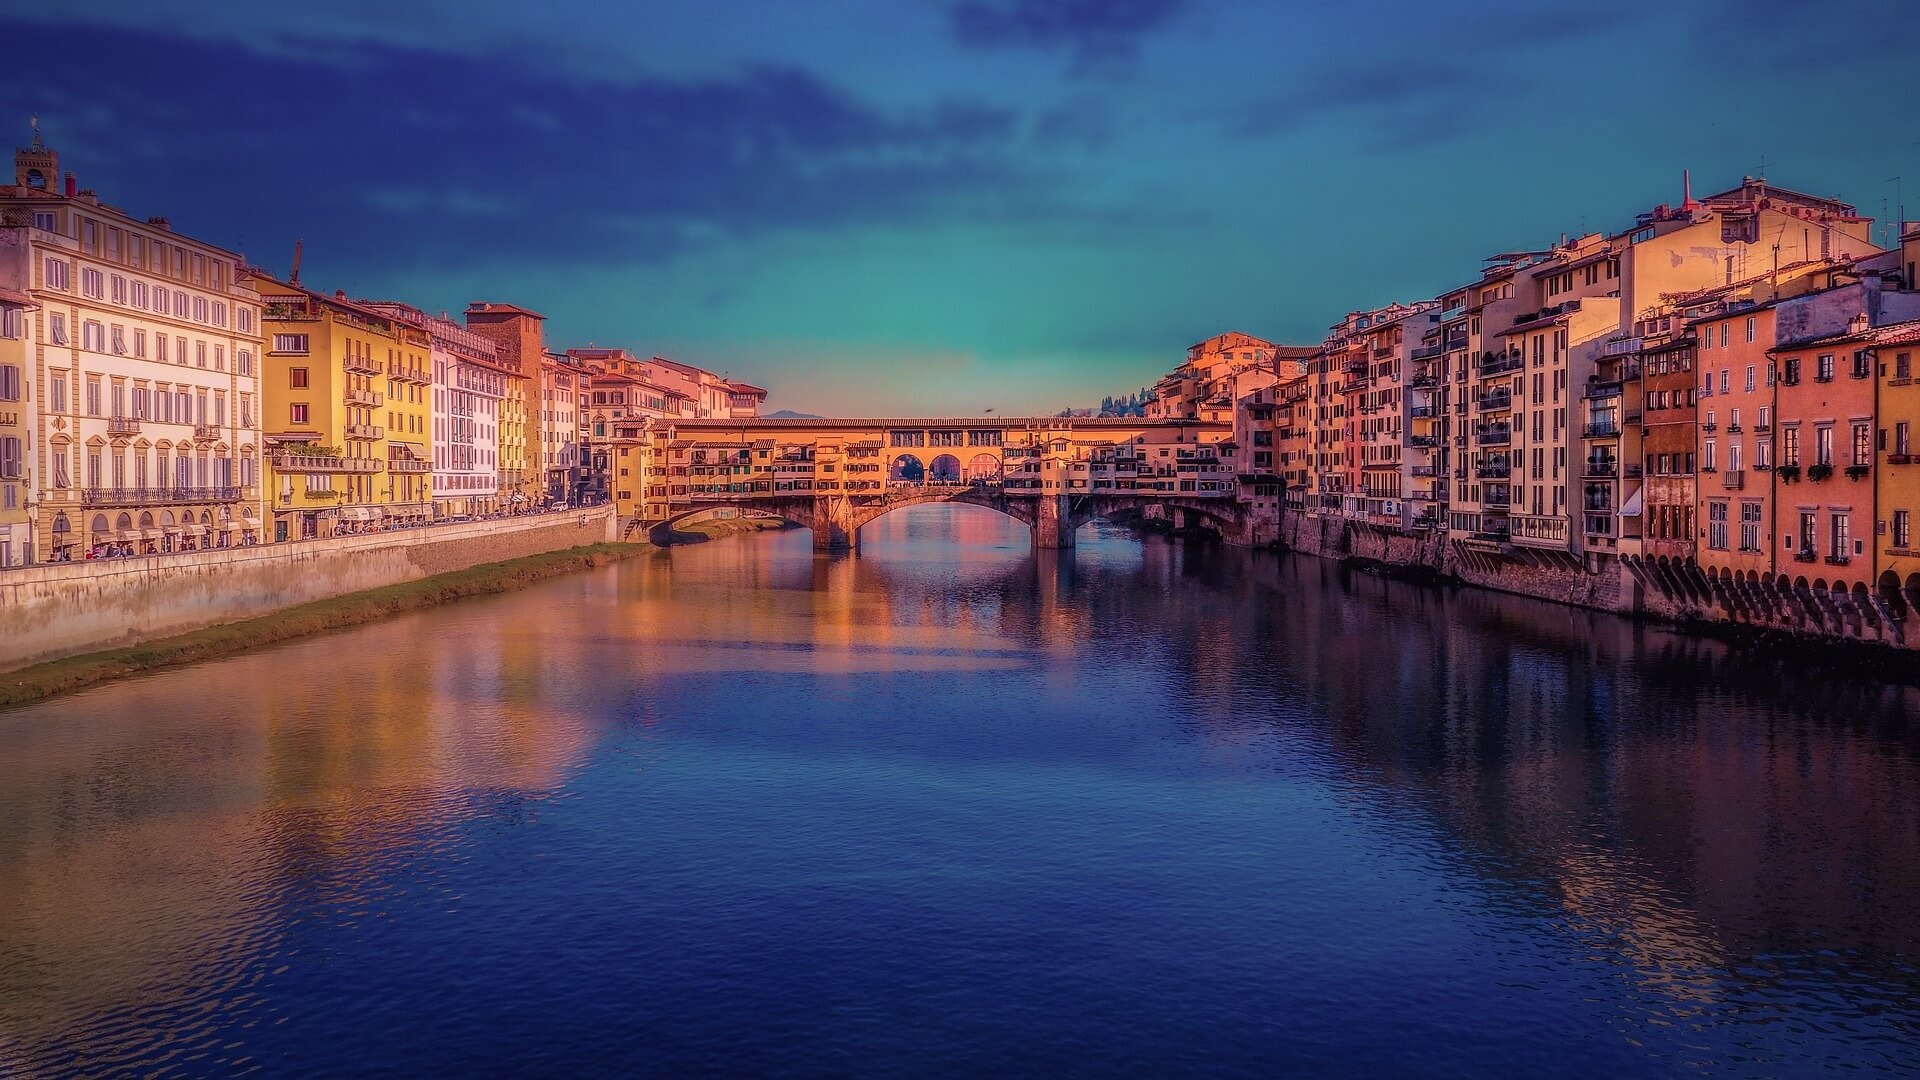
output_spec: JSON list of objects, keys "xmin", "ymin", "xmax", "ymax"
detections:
[
  {"xmin": 80, "ymin": 486, "xmax": 241, "ymax": 506},
  {"xmin": 1478, "ymin": 390, "xmax": 1513, "ymax": 412},
  {"xmin": 1477, "ymin": 352, "xmax": 1524, "ymax": 377},
  {"xmin": 1582, "ymin": 422, "xmax": 1620, "ymax": 438},
  {"xmin": 1582, "ymin": 460, "xmax": 1619, "ymax": 478},
  {"xmin": 1476, "ymin": 428, "xmax": 1512, "ymax": 446},
  {"xmin": 1475, "ymin": 463, "xmax": 1510, "ymax": 480}
]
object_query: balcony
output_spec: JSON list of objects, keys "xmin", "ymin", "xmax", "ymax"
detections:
[
  {"xmin": 1824, "ymin": 554, "xmax": 1852, "ymax": 566},
  {"xmin": 106, "ymin": 416, "xmax": 142, "ymax": 436},
  {"xmin": 1476, "ymin": 428, "xmax": 1512, "ymax": 447},
  {"xmin": 1409, "ymin": 434, "xmax": 1440, "ymax": 449},
  {"xmin": 1792, "ymin": 549, "xmax": 1818, "ymax": 563},
  {"xmin": 344, "ymin": 388, "xmax": 384, "ymax": 407},
  {"xmin": 388, "ymin": 456, "xmax": 430, "ymax": 473},
  {"xmin": 1408, "ymin": 374, "xmax": 1440, "ymax": 390},
  {"xmin": 343, "ymin": 354, "xmax": 382, "ymax": 376},
  {"xmin": 1410, "ymin": 465, "xmax": 1440, "ymax": 478},
  {"xmin": 1582, "ymin": 460, "xmax": 1618, "ymax": 478},
  {"xmin": 1477, "ymin": 389, "xmax": 1513, "ymax": 411},
  {"xmin": 1475, "ymin": 463, "xmax": 1510, "ymax": 480},
  {"xmin": 1582, "ymin": 422, "xmax": 1620, "ymax": 439},
  {"xmin": 389, "ymin": 363, "xmax": 429, "ymax": 384},
  {"xmin": 80, "ymin": 486, "xmax": 241, "ymax": 506},
  {"xmin": 1411, "ymin": 345, "xmax": 1444, "ymax": 360},
  {"xmin": 1482, "ymin": 491, "xmax": 1512, "ymax": 508},
  {"xmin": 193, "ymin": 422, "xmax": 218, "ymax": 441},
  {"xmin": 1478, "ymin": 352, "xmax": 1524, "ymax": 377},
  {"xmin": 345, "ymin": 423, "xmax": 385, "ymax": 440},
  {"xmin": 1722, "ymin": 469, "xmax": 1745, "ymax": 490},
  {"xmin": 1409, "ymin": 405, "xmax": 1439, "ymax": 419}
]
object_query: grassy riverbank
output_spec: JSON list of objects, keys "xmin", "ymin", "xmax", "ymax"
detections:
[{"xmin": 0, "ymin": 542, "xmax": 650, "ymax": 710}]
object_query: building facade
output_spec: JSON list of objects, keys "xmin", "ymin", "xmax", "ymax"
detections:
[{"xmin": 3, "ymin": 129, "xmax": 266, "ymax": 559}]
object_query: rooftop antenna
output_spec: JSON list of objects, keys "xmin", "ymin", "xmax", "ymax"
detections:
[
  {"xmin": 289, "ymin": 239, "xmax": 303, "ymax": 285},
  {"xmin": 1889, "ymin": 176, "xmax": 1905, "ymax": 248},
  {"xmin": 1756, "ymin": 155, "xmax": 1771, "ymax": 180}
]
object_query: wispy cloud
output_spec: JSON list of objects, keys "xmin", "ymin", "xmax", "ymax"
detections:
[{"xmin": 947, "ymin": 0, "xmax": 1186, "ymax": 63}]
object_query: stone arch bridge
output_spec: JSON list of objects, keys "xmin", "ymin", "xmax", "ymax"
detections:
[{"xmin": 649, "ymin": 486, "xmax": 1248, "ymax": 551}]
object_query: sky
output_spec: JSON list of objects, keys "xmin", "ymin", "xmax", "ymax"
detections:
[{"xmin": 4, "ymin": 1, "xmax": 1918, "ymax": 416}]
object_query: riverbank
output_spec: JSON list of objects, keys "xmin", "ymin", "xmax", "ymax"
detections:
[
  {"xmin": 1280, "ymin": 511, "xmax": 1920, "ymax": 666},
  {"xmin": 0, "ymin": 542, "xmax": 649, "ymax": 710}
]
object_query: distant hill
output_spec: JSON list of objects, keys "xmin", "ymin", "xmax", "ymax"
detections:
[{"xmin": 764, "ymin": 409, "xmax": 823, "ymax": 419}]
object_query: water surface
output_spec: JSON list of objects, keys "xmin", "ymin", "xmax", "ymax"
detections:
[{"xmin": 3, "ymin": 506, "xmax": 1918, "ymax": 1077}]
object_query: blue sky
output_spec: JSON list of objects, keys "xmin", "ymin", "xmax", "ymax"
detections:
[{"xmin": 5, "ymin": 1, "xmax": 1917, "ymax": 414}]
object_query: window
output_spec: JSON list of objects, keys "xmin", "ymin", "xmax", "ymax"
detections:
[
  {"xmin": 1739, "ymin": 502, "xmax": 1762, "ymax": 551},
  {"xmin": 153, "ymin": 285, "xmax": 168, "ymax": 313},
  {"xmin": 1899, "ymin": 422, "xmax": 1912, "ymax": 457},
  {"xmin": 0, "ymin": 436, "xmax": 18, "ymax": 480},
  {"xmin": 1708, "ymin": 501, "xmax": 1728, "ymax": 550},
  {"xmin": 1815, "ymin": 426, "xmax": 1833, "ymax": 466},
  {"xmin": 272, "ymin": 334, "xmax": 309, "ymax": 354},
  {"xmin": 85, "ymin": 377, "xmax": 101, "ymax": 417},
  {"xmin": 1720, "ymin": 369, "xmax": 1730, "ymax": 394},
  {"xmin": 1897, "ymin": 510, "xmax": 1912, "ymax": 550},
  {"xmin": 0, "ymin": 307, "xmax": 18, "ymax": 339},
  {"xmin": 1745, "ymin": 317, "xmax": 1756, "ymax": 343},
  {"xmin": 1757, "ymin": 440, "xmax": 1772, "ymax": 468},
  {"xmin": 111, "ymin": 274, "xmax": 126, "ymax": 303},
  {"xmin": 1744, "ymin": 366, "xmax": 1755, "ymax": 392},
  {"xmin": 290, "ymin": 367, "xmax": 309, "ymax": 389},
  {"xmin": 1852, "ymin": 350, "xmax": 1872, "ymax": 379},
  {"xmin": 238, "ymin": 349, "xmax": 253, "ymax": 377},
  {"xmin": 1817, "ymin": 354, "xmax": 1835, "ymax": 382},
  {"xmin": 0, "ymin": 365, "xmax": 17, "ymax": 401},
  {"xmin": 81, "ymin": 321, "xmax": 105, "ymax": 352},
  {"xmin": 1854, "ymin": 422, "xmax": 1871, "ymax": 466},
  {"xmin": 49, "ymin": 313, "xmax": 67, "ymax": 344},
  {"xmin": 1703, "ymin": 439, "xmax": 1717, "ymax": 471},
  {"xmin": 111, "ymin": 325, "xmax": 126, "ymax": 354},
  {"xmin": 290, "ymin": 403, "xmax": 309, "ymax": 424},
  {"xmin": 1832, "ymin": 514, "xmax": 1851, "ymax": 560},
  {"xmin": 1898, "ymin": 352, "xmax": 1913, "ymax": 381},
  {"xmin": 43, "ymin": 257, "xmax": 69, "ymax": 291},
  {"xmin": 1758, "ymin": 406, "xmax": 1771, "ymax": 429},
  {"xmin": 1782, "ymin": 426, "xmax": 1800, "ymax": 466},
  {"xmin": 50, "ymin": 375, "xmax": 65, "ymax": 412},
  {"xmin": 238, "ymin": 307, "xmax": 254, "ymax": 333}
]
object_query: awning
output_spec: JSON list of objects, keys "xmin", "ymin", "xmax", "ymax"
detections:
[
  {"xmin": 115, "ymin": 530, "xmax": 136, "ymax": 542},
  {"xmin": 1619, "ymin": 488, "xmax": 1644, "ymax": 517},
  {"xmin": 340, "ymin": 506, "xmax": 377, "ymax": 522}
]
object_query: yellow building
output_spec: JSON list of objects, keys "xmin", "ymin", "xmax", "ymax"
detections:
[{"xmin": 245, "ymin": 274, "xmax": 433, "ymax": 540}]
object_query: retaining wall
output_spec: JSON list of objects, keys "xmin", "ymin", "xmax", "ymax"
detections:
[
  {"xmin": 1275, "ymin": 510, "xmax": 1915, "ymax": 651},
  {"xmin": 0, "ymin": 507, "xmax": 619, "ymax": 672}
]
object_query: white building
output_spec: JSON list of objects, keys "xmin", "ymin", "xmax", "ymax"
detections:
[{"xmin": 0, "ymin": 125, "xmax": 266, "ymax": 559}]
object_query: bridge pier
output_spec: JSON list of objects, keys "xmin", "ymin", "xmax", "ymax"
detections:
[
  {"xmin": 1031, "ymin": 493, "xmax": 1076, "ymax": 551},
  {"xmin": 812, "ymin": 494, "xmax": 859, "ymax": 553}
]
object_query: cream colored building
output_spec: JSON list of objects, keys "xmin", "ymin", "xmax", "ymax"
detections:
[{"xmin": 0, "ymin": 127, "xmax": 265, "ymax": 558}]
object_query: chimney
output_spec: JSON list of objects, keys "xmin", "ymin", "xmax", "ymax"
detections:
[
  {"xmin": 146, "ymin": 216, "xmax": 171, "ymax": 231},
  {"xmin": 1849, "ymin": 311, "xmax": 1870, "ymax": 335},
  {"xmin": 63, "ymin": 172, "xmax": 76, "ymax": 197}
]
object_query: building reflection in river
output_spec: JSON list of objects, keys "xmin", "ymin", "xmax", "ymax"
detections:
[{"xmin": 0, "ymin": 502, "xmax": 1916, "ymax": 1074}]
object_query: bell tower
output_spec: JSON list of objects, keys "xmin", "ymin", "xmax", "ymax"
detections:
[{"xmin": 15, "ymin": 117, "xmax": 57, "ymax": 191}]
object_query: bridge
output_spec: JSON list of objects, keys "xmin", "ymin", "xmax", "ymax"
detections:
[{"xmin": 622, "ymin": 416, "xmax": 1241, "ymax": 551}]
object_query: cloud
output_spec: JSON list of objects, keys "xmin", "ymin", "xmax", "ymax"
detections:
[
  {"xmin": 0, "ymin": 19, "xmax": 1041, "ymax": 276},
  {"xmin": 947, "ymin": 0, "xmax": 1185, "ymax": 62}
]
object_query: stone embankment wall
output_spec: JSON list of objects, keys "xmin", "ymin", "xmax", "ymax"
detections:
[
  {"xmin": 0, "ymin": 507, "xmax": 619, "ymax": 672},
  {"xmin": 1273, "ymin": 511, "xmax": 1911, "ymax": 650}
]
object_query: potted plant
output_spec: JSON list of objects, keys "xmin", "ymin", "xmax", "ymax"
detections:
[
  {"xmin": 1845, "ymin": 463, "xmax": 1870, "ymax": 481},
  {"xmin": 1807, "ymin": 463, "xmax": 1834, "ymax": 481},
  {"xmin": 1777, "ymin": 463, "xmax": 1801, "ymax": 482}
]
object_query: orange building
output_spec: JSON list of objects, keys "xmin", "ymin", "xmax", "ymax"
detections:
[
  {"xmin": 1771, "ymin": 319, "xmax": 1879, "ymax": 591},
  {"xmin": 1692, "ymin": 303, "xmax": 1779, "ymax": 577}
]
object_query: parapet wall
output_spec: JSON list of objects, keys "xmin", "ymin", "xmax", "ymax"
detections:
[{"xmin": 0, "ymin": 507, "xmax": 619, "ymax": 672}]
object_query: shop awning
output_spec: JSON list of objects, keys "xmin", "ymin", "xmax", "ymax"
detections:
[{"xmin": 1619, "ymin": 488, "xmax": 1644, "ymax": 517}]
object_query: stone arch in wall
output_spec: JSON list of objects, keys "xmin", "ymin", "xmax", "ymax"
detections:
[{"xmin": 928, "ymin": 454, "xmax": 962, "ymax": 484}]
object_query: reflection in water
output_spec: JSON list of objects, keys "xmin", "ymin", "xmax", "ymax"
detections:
[{"xmin": 2, "ymin": 504, "xmax": 1918, "ymax": 1076}]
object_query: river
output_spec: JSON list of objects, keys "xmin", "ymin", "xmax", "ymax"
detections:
[{"xmin": 2, "ymin": 506, "xmax": 1918, "ymax": 1077}]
